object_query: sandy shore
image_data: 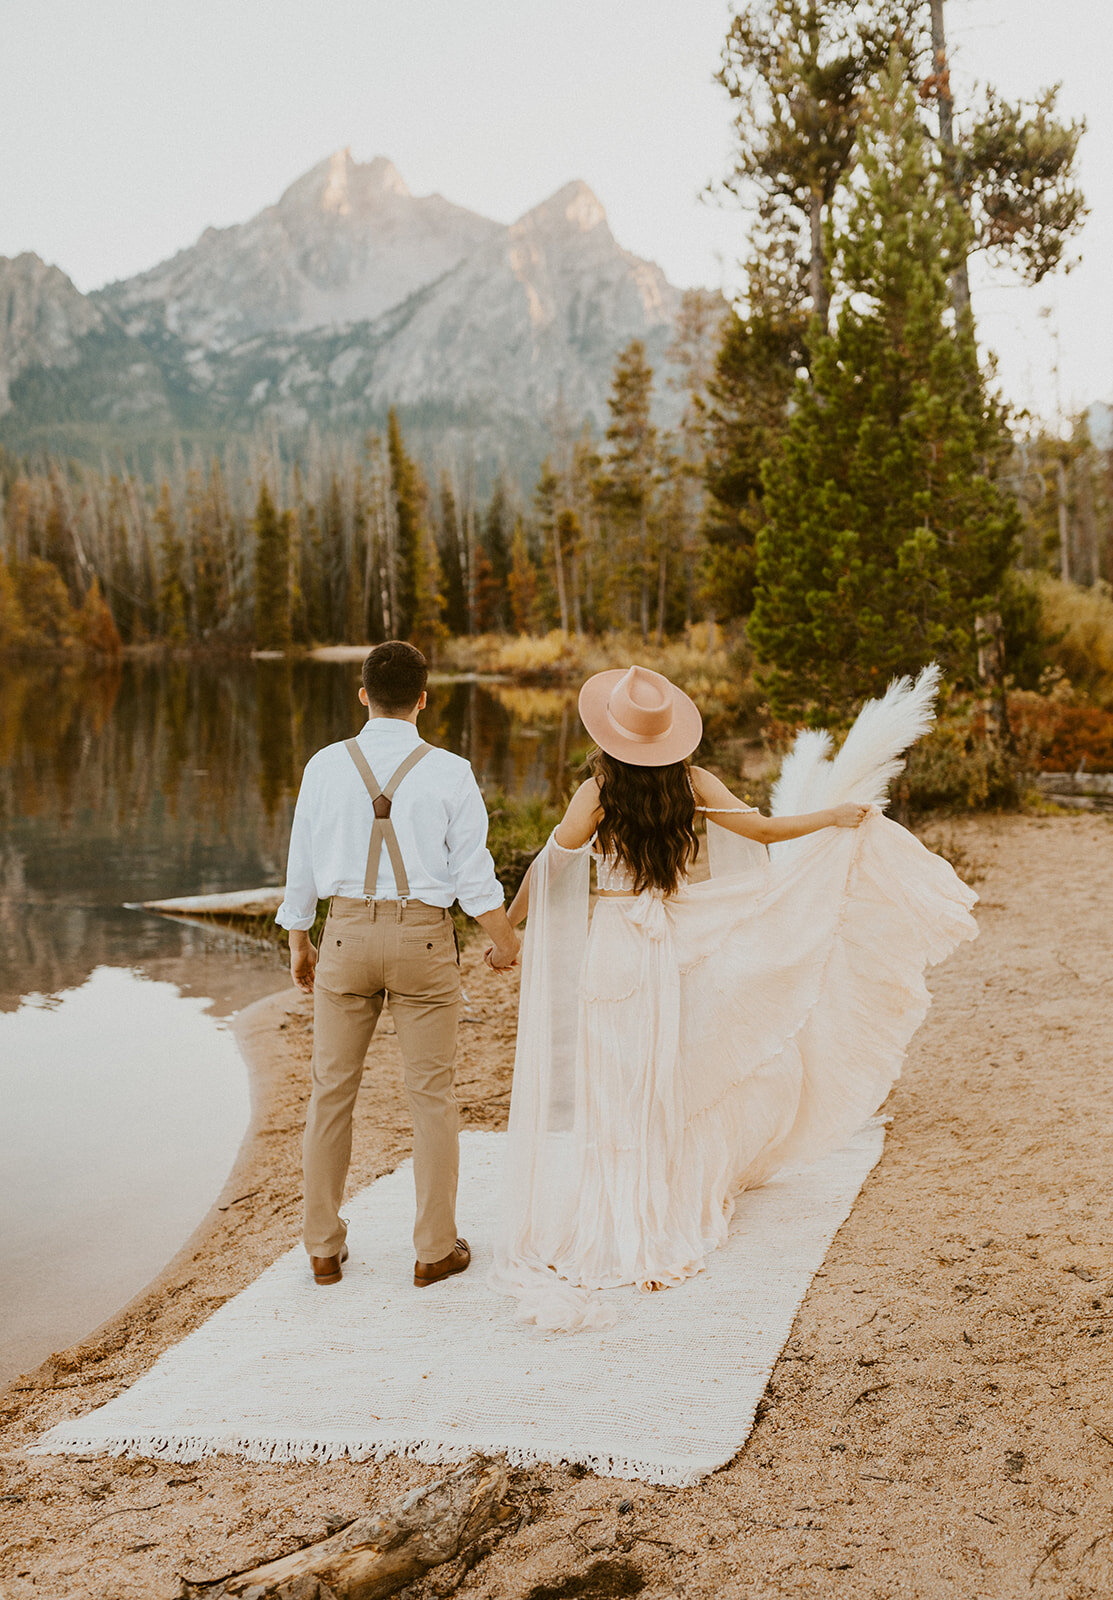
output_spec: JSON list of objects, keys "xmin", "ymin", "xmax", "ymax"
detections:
[{"xmin": 2, "ymin": 814, "xmax": 1112, "ymax": 1600}]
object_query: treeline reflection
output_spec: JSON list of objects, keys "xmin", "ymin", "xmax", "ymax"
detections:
[{"xmin": 0, "ymin": 657, "xmax": 583, "ymax": 1006}]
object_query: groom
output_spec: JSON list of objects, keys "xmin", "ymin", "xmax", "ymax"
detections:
[{"xmin": 276, "ymin": 641, "xmax": 520, "ymax": 1288}]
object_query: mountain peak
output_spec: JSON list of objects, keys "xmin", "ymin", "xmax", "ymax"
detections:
[
  {"xmin": 516, "ymin": 180, "xmax": 608, "ymax": 235},
  {"xmin": 280, "ymin": 151, "xmax": 411, "ymax": 217}
]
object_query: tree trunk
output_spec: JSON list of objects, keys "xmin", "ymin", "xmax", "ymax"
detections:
[
  {"xmin": 654, "ymin": 540, "xmax": 667, "ymax": 647},
  {"xmin": 929, "ymin": 0, "xmax": 972, "ymax": 319},
  {"xmin": 186, "ymin": 1457, "xmax": 513, "ymax": 1600},
  {"xmin": 975, "ymin": 610, "xmax": 1012, "ymax": 752},
  {"xmin": 571, "ymin": 551, "xmax": 584, "ymax": 635},
  {"xmin": 464, "ymin": 497, "xmax": 476, "ymax": 636},
  {"xmin": 1057, "ymin": 453, "xmax": 1071, "ymax": 583},
  {"xmin": 808, "ymin": 190, "xmax": 829, "ymax": 331},
  {"xmin": 553, "ymin": 522, "xmax": 569, "ymax": 634},
  {"xmin": 638, "ymin": 509, "xmax": 650, "ymax": 641}
]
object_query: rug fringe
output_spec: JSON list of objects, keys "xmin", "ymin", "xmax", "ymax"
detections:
[{"xmin": 29, "ymin": 1429, "xmax": 713, "ymax": 1487}]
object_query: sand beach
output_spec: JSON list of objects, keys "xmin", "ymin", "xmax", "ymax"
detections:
[{"xmin": 2, "ymin": 813, "xmax": 1111, "ymax": 1600}]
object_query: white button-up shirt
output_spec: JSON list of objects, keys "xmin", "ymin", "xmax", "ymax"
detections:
[{"xmin": 275, "ymin": 717, "xmax": 505, "ymax": 930}]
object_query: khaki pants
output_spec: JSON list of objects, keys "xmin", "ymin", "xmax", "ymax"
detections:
[{"xmin": 302, "ymin": 897, "xmax": 462, "ymax": 1262}]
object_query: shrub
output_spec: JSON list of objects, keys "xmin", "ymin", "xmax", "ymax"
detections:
[
  {"xmin": 1033, "ymin": 575, "xmax": 1113, "ymax": 707},
  {"xmin": 896, "ymin": 718, "xmax": 1020, "ymax": 816},
  {"xmin": 10, "ymin": 558, "xmax": 75, "ymax": 648},
  {"xmin": 72, "ymin": 578, "xmax": 123, "ymax": 656},
  {"xmin": 483, "ymin": 793, "xmax": 563, "ymax": 897},
  {"xmin": 0, "ymin": 561, "xmax": 30, "ymax": 650},
  {"xmin": 1006, "ymin": 692, "xmax": 1113, "ymax": 773}
]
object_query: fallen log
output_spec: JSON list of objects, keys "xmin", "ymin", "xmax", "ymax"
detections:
[
  {"xmin": 139, "ymin": 888, "xmax": 285, "ymax": 916},
  {"xmin": 185, "ymin": 1456, "xmax": 514, "ymax": 1600}
]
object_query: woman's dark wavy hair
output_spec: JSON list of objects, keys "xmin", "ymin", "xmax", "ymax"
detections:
[{"xmin": 588, "ymin": 747, "xmax": 699, "ymax": 896}]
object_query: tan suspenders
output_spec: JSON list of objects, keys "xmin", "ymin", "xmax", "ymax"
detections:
[{"xmin": 344, "ymin": 739, "xmax": 431, "ymax": 899}]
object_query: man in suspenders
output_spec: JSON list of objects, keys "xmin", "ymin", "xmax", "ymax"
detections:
[{"xmin": 276, "ymin": 641, "xmax": 520, "ymax": 1288}]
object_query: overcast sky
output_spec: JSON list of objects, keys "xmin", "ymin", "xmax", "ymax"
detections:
[{"xmin": 1, "ymin": 1, "xmax": 1109, "ymax": 422}]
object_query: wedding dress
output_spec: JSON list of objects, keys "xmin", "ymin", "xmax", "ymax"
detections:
[{"xmin": 489, "ymin": 666, "xmax": 979, "ymax": 1330}]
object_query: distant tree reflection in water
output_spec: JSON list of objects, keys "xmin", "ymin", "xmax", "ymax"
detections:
[{"xmin": 0, "ymin": 657, "xmax": 584, "ymax": 1007}]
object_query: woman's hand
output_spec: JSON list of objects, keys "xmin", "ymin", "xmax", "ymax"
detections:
[{"xmin": 832, "ymin": 802, "xmax": 875, "ymax": 828}]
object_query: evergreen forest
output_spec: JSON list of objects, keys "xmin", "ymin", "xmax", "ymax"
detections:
[{"xmin": 3, "ymin": 1, "xmax": 1112, "ymax": 787}]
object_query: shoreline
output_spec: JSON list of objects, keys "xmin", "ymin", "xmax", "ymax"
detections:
[
  {"xmin": 3, "ymin": 815, "xmax": 1113, "ymax": 1600},
  {"xmin": 0, "ymin": 984, "xmax": 296, "ymax": 1402}
]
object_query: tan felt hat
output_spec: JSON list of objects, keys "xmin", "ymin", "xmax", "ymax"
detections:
[{"xmin": 578, "ymin": 665, "xmax": 703, "ymax": 767}]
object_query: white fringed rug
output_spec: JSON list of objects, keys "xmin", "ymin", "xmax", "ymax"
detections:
[{"xmin": 33, "ymin": 1126, "xmax": 884, "ymax": 1486}]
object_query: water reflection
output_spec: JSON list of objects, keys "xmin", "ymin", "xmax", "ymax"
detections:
[
  {"xmin": 0, "ymin": 657, "xmax": 586, "ymax": 1010},
  {"xmin": 0, "ymin": 965, "xmax": 253, "ymax": 1385},
  {"xmin": 0, "ymin": 655, "xmax": 589, "ymax": 1378}
]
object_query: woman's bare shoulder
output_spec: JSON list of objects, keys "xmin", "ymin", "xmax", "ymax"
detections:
[
  {"xmin": 689, "ymin": 765, "xmax": 727, "ymax": 802},
  {"xmin": 554, "ymin": 773, "xmax": 603, "ymax": 850}
]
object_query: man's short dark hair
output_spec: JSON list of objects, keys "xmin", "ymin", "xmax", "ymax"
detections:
[{"xmin": 362, "ymin": 641, "xmax": 428, "ymax": 713}]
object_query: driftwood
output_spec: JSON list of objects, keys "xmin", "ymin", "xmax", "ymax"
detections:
[
  {"xmin": 184, "ymin": 1457, "xmax": 514, "ymax": 1600},
  {"xmin": 141, "ymin": 888, "xmax": 284, "ymax": 916}
]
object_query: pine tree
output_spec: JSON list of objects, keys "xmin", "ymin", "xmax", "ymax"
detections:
[
  {"xmin": 717, "ymin": 1, "xmax": 1085, "ymax": 333},
  {"xmin": 482, "ymin": 476, "xmax": 512, "ymax": 630},
  {"xmin": 508, "ymin": 516, "xmax": 540, "ymax": 634},
  {"xmin": 534, "ymin": 460, "xmax": 570, "ymax": 633},
  {"xmin": 717, "ymin": 1, "xmax": 922, "ymax": 328},
  {"xmin": 437, "ymin": 474, "xmax": 469, "ymax": 635},
  {"xmin": 471, "ymin": 539, "xmax": 502, "ymax": 632},
  {"xmin": 387, "ymin": 407, "xmax": 430, "ymax": 639},
  {"xmin": 188, "ymin": 465, "xmax": 227, "ymax": 639},
  {"xmin": 925, "ymin": 0, "xmax": 1086, "ymax": 313},
  {"xmin": 569, "ymin": 427, "xmax": 602, "ymax": 632},
  {"xmin": 595, "ymin": 340, "xmax": 658, "ymax": 638},
  {"xmin": 253, "ymin": 480, "xmax": 293, "ymax": 651},
  {"xmin": 750, "ymin": 60, "xmax": 1020, "ymax": 719},
  {"xmin": 702, "ymin": 233, "xmax": 809, "ymax": 622},
  {"xmin": 666, "ymin": 289, "xmax": 729, "ymax": 625},
  {"xmin": 153, "ymin": 481, "xmax": 189, "ymax": 643}
]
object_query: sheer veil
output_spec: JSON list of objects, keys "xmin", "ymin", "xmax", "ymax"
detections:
[{"xmin": 487, "ymin": 831, "xmax": 603, "ymax": 1325}]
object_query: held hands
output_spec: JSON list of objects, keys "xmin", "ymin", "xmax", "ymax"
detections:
[
  {"xmin": 832, "ymin": 801, "xmax": 878, "ymax": 828},
  {"xmin": 483, "ymin": 932, "xmax": 520, "ymax": 973}
]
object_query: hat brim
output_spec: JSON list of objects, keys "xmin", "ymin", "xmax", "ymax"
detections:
[{"xmin": 578, "ymin": 668, "xmax": 703, "ymax": 767}]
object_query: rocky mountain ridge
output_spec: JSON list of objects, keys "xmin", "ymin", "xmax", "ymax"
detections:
[{"xmin": 0, "ymin": 151, "xmax": 683, "ymax": 465}]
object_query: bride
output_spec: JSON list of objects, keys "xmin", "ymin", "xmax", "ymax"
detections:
[{"xmin": 488, "ymin": 661, "xmax": 978, "ymax": 1331}]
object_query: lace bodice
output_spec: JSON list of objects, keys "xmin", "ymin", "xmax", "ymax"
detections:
[
  {"xmin": 590, "ymin": 803, "xmax": 759, "ymax": 894},
  {"xmin": 592, "ymin": 850, "xmax": 639, "ymax": 893}
]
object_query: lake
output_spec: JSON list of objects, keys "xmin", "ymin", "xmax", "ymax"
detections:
[{"xmin": 0, "ymin": 655, "xmax": 584, "ymax": 1384}]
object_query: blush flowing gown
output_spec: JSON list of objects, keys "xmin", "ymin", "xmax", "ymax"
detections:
[{"xmin": 489, "ymin": 665, "xmax": 979, "ymax": 1331}]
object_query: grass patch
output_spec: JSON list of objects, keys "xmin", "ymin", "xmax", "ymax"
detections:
[{"xmin": 439, "ymin": 627, "xmax": 761, "ymax": 743}]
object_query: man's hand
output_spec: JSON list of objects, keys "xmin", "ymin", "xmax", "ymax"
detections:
[
  {"xmin": 475, "ymin": 905, "xmax": 520, "ymax": 973},
  {"xmin": 484, "ymin": 932, "xmax": 520, "ymax": 972},
  {"xmin": 289, "ymin": 930, "xmax": 318, "ymax": 993}
]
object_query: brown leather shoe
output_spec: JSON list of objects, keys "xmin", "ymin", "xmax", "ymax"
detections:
[
  {"xmin": 310, "ymin": 1244, "xmax": 349, "ymax": 1285},
  {"xmin": 414, "ymin": 1238, "xmax": 470, "ymax": 1288}
]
